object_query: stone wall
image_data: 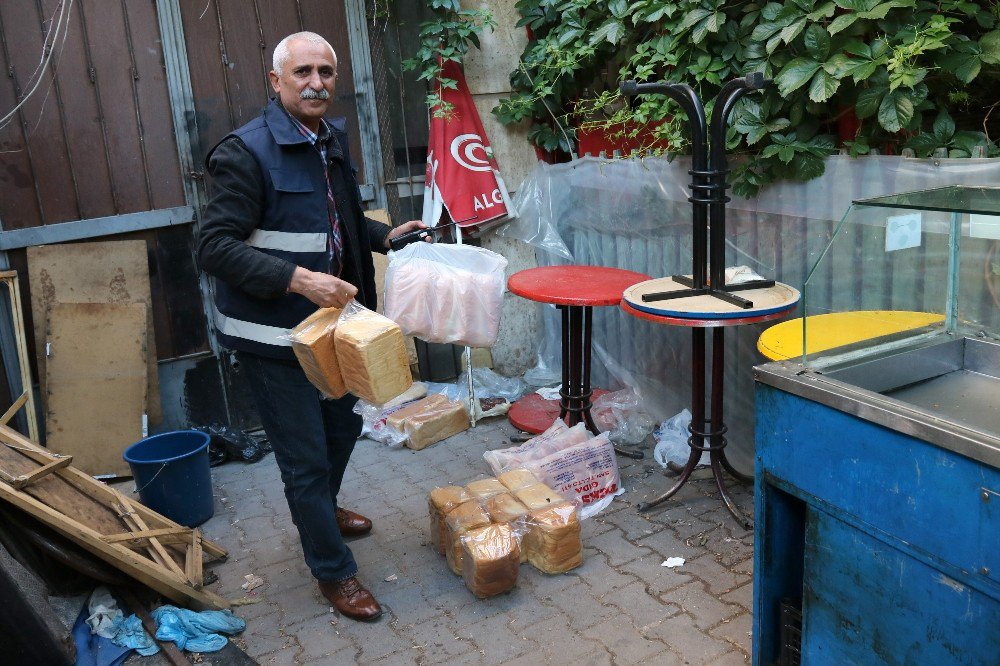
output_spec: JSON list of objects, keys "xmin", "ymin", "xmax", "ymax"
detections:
[{"xmin": 460, "ymin": 0, "xmax": 541, "ymax": 376}]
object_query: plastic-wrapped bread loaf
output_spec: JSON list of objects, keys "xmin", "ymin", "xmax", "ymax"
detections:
[
  {"xmin": 334, "ymin": 301, "xmax": 412, "ymax": 404},
  {"xmin": 514, "ymin": 482, "xmax": 562, "ymax": 511},
  {"xmin": 461, "ymin": 523, "xmax": 520, "ymax": 598},
  {"xmin": 485, "ymin": 492, "xmax": 530, "ymax": 563},
  {"xmin": 428, "ymin": 486, "xmax": 471, "ymax": 555},
  {"xmin": 465, "ymin": 478, "xmax": 507, "ymax": 501},
  {"xmin": 444, "ymin": 501, "xmax": 491, "ymax": 575},
  {"xmin": 386, "ymin": 394, "xmax": 469, "ymax": 450},
  {"xmin": 524, "ymin": 501, "xmax": 582, "ymax": 574},
  {"xmin": 498, "ymin": 468, "xmax": 540, "ymax": 493},
  {"xmin": 289, "ymin": 307, "xmax": 347, "ymax": 398}
]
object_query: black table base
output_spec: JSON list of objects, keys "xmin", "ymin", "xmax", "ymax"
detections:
[
  {"xmin": 636, "ymin": 327, "xmax": 752, "ymax": 528},
  {"xmin": 558, "ymin": 305, "xmax": 643, "ymax": 460}
]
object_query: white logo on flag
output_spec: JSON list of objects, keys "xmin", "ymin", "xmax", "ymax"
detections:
[{"xmin": 450, "ymin": 134, "xmax": 492, "ymax": 172}]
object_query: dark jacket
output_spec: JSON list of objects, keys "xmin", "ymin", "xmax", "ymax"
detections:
[{"xmin": 197, "ymin": 99, "xmax": 391, "ymax": 359}]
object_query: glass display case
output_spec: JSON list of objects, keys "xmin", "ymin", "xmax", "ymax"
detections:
[
  {"xmin": 753, "ymin": 187, "xmax": 1000, "ymax": 664},
  {"xmin": 800, "ymin": 185, "xmax": 1000, "ymax": 437}
]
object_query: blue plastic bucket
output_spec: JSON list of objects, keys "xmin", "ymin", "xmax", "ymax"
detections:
[{"xmin": 123, "ymin": 430, "xmax": 214, "ymax": 527}]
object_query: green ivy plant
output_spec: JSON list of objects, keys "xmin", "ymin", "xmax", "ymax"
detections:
[
  {"xmin": 402, "ymin": 0, "xmax": 495, "ymax": 118},
  {"xmin": 493, "ymin": 0, "xmax": 1000, "ymax": 195}
]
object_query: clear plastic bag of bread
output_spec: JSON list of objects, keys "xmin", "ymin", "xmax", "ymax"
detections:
[
  {"xmin": 443, "ymin": 499, "xmax": 492, "ymax": 575},
  {"xmin": 282, "ymin": 306, "xmax": 347, "ymax": 399},
  {"xmin": 460, "ymin": 523, "xmax": 521, "ymax": 598},
  {"xmin": 464, "ymin": 476, "xmax": 508, "ymax": 502},
  {"xmin": 523, "ymin": 432, "xmax": 623, "ymax": 520},
  {"xmin": 383, "ymin": 242, "xmax": 508, "ymax": 348},
  {"xmin": 333, "ymin": 299, "xmax": 412, "ymax": 404},
  {"xmin": 427, "ymin": 485, "xmax": 472, "ymax": 556},
  {"xmin": 523, "ymin": 499, "xmax": 583, "ymax": 574}
]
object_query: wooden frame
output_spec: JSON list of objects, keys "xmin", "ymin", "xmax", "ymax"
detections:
[
  {"xmin": 0, "ymin": 270, "xmax": 39, "ymax": 441},
  {"xmin": 0, "ymin": 395, "xmax": 229, "ymax": 609}
]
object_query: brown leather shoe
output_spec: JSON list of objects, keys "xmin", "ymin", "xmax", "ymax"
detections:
[
  {"xmin": 336, "ymin": 507, "xmax": 372, "ymax": 537},
  {"xmin": 318, "ymin": 577, "xmax": 382, "ymax": 621}
]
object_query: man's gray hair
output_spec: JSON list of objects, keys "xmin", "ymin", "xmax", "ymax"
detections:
[{"xmin": 272, "ymin": 31, "xmax": 337, "ymax": 75}]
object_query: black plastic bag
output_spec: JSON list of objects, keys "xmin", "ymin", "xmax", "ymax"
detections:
[{"xmin": 195, "ymin": 425, "xmax": 272, "ymax": 466}]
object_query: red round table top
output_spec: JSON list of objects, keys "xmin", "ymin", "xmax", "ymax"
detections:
[
  {"xmin": 620, "ymin": 299, "xmax": 795, "ymax": 328},
  {"xmin": 508, "ymin": 266, "xmax": 652, "ymax": 306}
]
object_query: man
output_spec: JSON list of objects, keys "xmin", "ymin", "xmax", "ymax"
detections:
[{"xmin": 197, "ymin": 31, "xmax": 426, "ymax": 622}]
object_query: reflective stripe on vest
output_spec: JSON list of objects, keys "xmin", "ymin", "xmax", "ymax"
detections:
[
  {"xmin": 214, "ymin": 307, "xmax": 292, "ymax": 347},
  {"xmin": 246, "ymin": 229, "xmax": 327, "ymax": 253}
]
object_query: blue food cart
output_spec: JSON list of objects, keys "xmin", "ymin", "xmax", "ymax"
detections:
[{"xmin": 753, "ymin": 187, "xmax": 1000, "ymax": 664}]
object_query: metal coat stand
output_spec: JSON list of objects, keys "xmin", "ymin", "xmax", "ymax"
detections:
[{"xmin": 620, "ymin": 74, "xmax": 772, "ymax": 528}]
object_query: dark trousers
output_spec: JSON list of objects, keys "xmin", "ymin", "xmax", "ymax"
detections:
[{"xmin": 237, "ymin": 351, "xmax": 362, "ymax": 582}]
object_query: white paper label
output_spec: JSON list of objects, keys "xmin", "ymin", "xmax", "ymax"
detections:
[
  {"xmin": 141, "ymin": 413, "xmax": 148, "ymax": 438},
  {"xmin": 970, "ymin": 213, "xmax": 1000, "ymax": 240},
  {"xmin": 885, "ymin": 213, "xmax": 922, "ymax": 252}
]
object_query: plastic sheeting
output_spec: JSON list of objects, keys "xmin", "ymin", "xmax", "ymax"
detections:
[{"xmin": 500, "ymin": 155, "xmax": 1000, "ymax": 471}]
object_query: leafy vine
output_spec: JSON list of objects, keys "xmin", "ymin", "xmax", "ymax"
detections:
[
  {"xmin": 492, "ymin": 0, "xmax": 1000, "ymax": 195},
  {"xmin": 401, "ymin": 0, "xmax": 496, "ymax": 118}
]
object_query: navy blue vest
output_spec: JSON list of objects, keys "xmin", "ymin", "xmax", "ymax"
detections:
[{"xmin": 207, "ymin": 100, "xmax": 377, "ymax": 359}]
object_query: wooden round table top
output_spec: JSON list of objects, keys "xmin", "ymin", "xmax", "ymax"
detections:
[
  {"xmin": 622, "ymin": 276, "xmax": 800, "ymax": 320},
  {"xmin": 508, "ymin": 265, "xmax": 652, "ymax": 307}
]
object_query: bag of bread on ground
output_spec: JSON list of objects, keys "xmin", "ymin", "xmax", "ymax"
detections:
[
  {"xmin": 428, "ymin": 485, "xmax": 471, "ymax": 555},
  {"xmin": 524, "ymin": 432, "xmax": 624, "ymax": 520},
  {"xmin": 333, "ymin": 299, "xmax": 412, "ymax": 404},
  {"xmin": 523, "ymin": 500, "xmax": 583, "ymax": 574},
  {"xmin": 284, "ymin": 306, "xmax": 348, "ymax": 399},
  {"xmin": 443, "ymin": 500, "xmax": 492, "ymax": 575},
  {"xmin": 483, "ymin": 491, "xmax": 530, "ymax": 563},
  {"xmin": 385, "ymin": 393, "xmax": 469, "ymax": 450},
  {"xmin": 461, "ymin": 523, "xmax": 521, "ymax": 598}
]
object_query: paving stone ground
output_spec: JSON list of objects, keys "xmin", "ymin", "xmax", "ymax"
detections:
[{"xmin": 199, "ymin": 416, "xmax": 755, "ymax": 665}]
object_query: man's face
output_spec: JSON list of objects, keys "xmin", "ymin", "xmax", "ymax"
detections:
[{"xmin": 269, "ymin": 39, "xmax": 337, "ymax": 130}]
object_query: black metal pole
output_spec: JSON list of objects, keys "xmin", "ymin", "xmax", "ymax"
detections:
[
  {"xmin": 621, "ymin": 81, "xmax": 709, "ymax": 287},
  {"xmin": 708, "ymin": 73, "xmax": 769, "ymax": 290}
]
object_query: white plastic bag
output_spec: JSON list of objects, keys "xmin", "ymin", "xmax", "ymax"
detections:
[
  {"xmin": 354, "ymin": 399, "xmax": 411, "ymax": 447},
  {"xmin": 383, "ymin": 243, "xmax": 508, "ymax": 348},
  {"xmin": 525, "ymin": 433, "xmax": 624, "ymax": 520},
  {"xmin": 653, "ymin": 409, "xmax": 708, "ymax": 467}
]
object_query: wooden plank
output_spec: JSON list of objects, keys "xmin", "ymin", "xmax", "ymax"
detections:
[
  {"xmin": 37, "ymin": 0, "xmax": 116, "ymax": 220},
  {"xmin": 104, "ymin": 527, "xmax": 192, "ymax": 545},
  {"xmin": 115, "ymin": 495, "xmax": 186, "ymax": 578},
  {"xmin": 78, "ymin": 0, "xmax": 150, "ymax": 213},
  {"xmin": 177, "ymin": 0, "xmax": 232, "ymax": 158},
  {"xmin": 26, "ymin": 241, "xmax": 162, "ymax": 424},
  {"xmin": 0, "ymin": 390, "xmax": 29, "ymax": 427},
  {"xmin": 0, "ymin": 481, "xmax": 229, "ymax": 609},
  {"xmin": 216, "ymin": 0, "xmax": 271, "ymax": 129},
  {"xmin": 122, "ymin": 0, "xmax": 186, "ymax": 211},
  {"xmin": 0, "ymin": 0, "xmax": 79, "ymax": 224},
  {"xmin": 1, "ymin": 272, "xmax": 40, "ymax": 440},
  {"xmin": 8, "ymin": 455, "xmax": 73, "ymax": 489},
  {"xmin": 0, "ymin": 422, "xmax": 226, "ymax": 561},
  {"xmin": 44, "ymin": 302, "xmax": 146, "ymax": 476},
  {"xmin": 186, "ymin": 529, "xmax": 204, "ymax": 589}
]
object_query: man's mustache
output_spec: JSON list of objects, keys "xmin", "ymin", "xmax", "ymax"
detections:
[{"xmin": 301, "ymin": 88, "xmax": 330, "ymax": 100}]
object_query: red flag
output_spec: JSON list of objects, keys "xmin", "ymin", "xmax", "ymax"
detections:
[{"xmin": 422, "ymin": 60, "xmax": 511, "ymax": 229}]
